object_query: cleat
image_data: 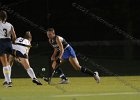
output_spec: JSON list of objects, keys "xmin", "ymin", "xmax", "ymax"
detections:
[
  {"xmin": 58, "ymin": 79, "xmax": 69, "ymax": 84},
  {"xmin": 3, "ymin": 82, "xmax": 12, "ymax": 87},
  {"xmin": 7, "ymin": 82, "xmax": 12, "ymax": 87},
  {"xmin": 32, "ymin": 78, "xmax": 42, "ymax": 85},
  {"xmin": 43, "ymin": 77, "xmax": 49, "ymax": 82},
  {"xmin": 3, "ymin": 81, "xmax": 8, "ymax": 86},
  {"xmin": 93, "ymin": 71, "xmax": 100, "ymax": 83}
]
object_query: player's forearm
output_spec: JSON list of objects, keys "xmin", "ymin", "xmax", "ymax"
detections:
[
  {"xmin": 52, "ymin": 49, "xmax": 57, "ymax": 56},
  {"xmin": 58, "ymin": 49, "xmax": 64, "ymax": 59}
]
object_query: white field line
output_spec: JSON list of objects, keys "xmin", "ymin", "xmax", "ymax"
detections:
[{"xmin": 51, "ymin": 92, "xmax": 140, "ymax": 98}]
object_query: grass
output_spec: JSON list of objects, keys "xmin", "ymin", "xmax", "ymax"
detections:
[{"xmin": 0, "ymin": 76, "xmax": 140, "ymax": 100}]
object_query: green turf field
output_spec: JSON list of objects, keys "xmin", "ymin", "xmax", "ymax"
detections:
[{"xmin": 0, "ymin": 76, "xmax": 140, "ymax": 100}]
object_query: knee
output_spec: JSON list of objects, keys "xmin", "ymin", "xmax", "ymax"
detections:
[
  {"xmin": 52, "ymin": 65, "xmax": 56, "ymax": 69},
  {"xmin": 24, "ymin": 66, "xmax": 30, "ymax": 70},
  {"xmin": 52, "ymin": 66, "xmax": 55, "ymax": 70},
  {"xmin": 52, "ymin": 62, "xmax": 56, "ymax": 69},
  {"xmin": 74, "ymin": 65, "xmax": 81, "ymax": 71}
]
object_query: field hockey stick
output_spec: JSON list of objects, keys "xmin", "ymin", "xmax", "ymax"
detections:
[{"xmin": 48, "ymin": 59, "xmax": 61, "ymax": 84}]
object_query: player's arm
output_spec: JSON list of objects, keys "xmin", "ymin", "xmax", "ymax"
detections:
[
  {"xmin": 51, "ymin": 48, "xmax": 58, "ymax": 60},
  {"xmin": 56, "ymin": 36, "xmax": 64, "ymax": 60},
  {"xmin": 48, "ymin": 39, "xmax": 57, "ymax": 60},
  {"xmin": 10, "ymin": 26, "xmax": 16, "ymax": 43}
]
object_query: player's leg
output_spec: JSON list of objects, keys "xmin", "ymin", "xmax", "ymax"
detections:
[
  {"xmin": 1, "ymin": 40, "xmax": 15, "ymax": 87},
  {"xmin": 8, "ymin": 55, "xmax": 15, "ymax": 79},
  {"xmin": 52, "ymin": 60, "xmax": 68, "ymax": 84},
  {"xmin": 0, "ymin": 54, "xmax": 12, "ymax": 87},
  {"xmin": 69, "ymin": 56, "xmax": 100, "ymax": 83},
  {"xmin": 8, "ymin": 54, "xmax": 15, "ymax": 67},
  {"xmin": 3, "ymin": 55, "xmax": 15, "ymax": 85},
  {"xmin": 19, "ymin": 57, "xmax": 42, "ymax": 85}
]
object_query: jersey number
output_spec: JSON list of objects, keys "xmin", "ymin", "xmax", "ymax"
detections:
[
  {"xmin": 3, "ymin": 29, "xmax": 8, "ymax": 37},
  {"xmin": 19, "ymin": 38, "xmax": 24, "ymax": 42}
]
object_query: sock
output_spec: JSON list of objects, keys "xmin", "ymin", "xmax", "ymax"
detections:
[
  {"xmin": 81, "ymin": 66, "xmax": 95, "ymax": 76},
  {"xmin": 60, "ymin": 74, "xmax": 67, "ymax": 80},
  {"xmin": 27, "ymin": 68, "xmax": 37, "ymax": 79},
  {"xmin": 4, "ymin": 66, "xmax": 12, "ymax": 82},
  {"xmin": 3, "ymin": 66, "xmax": 11, "ymax": 83},
  {"xmin": 55, "ymin": 67, "xmax": 67, "ymax": 80},
  {"xmin": 8, "ymin": 66, "xmax": 12, "ymax": 79}
]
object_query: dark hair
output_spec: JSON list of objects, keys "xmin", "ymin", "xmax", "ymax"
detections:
[
  {"xmin": 24, "ymin": 31, "xmax": 32, "ymax": 40},
  {"xmin": 0, "ymin": 10, "xmax": 7, "ymax": 22},
  {"xmin": 47, "ymin": 28, "xmax": 55, "ymax": 33}
]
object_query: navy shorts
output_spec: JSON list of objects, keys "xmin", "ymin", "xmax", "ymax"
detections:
[
  {"xmin": 14, "ymin": 50, "xmax": 28, "ymax": 58},
  {"xmin": 0, "ymin": 38, "xmax": 13, "ymax": 56},
  {"xmin": 62, "ymin": 45, "xmax": 76, "ymax": 60}
]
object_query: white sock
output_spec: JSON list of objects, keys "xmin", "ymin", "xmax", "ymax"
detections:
[
  {"xmin": 27, "ymin": 68, "xmax": 37, "ymax": 79},
  {"xmin": 8, "ymin": 66, "xmax": 12, "ymax": 78},
  {"xmin": 3, "ymin": 66, "xmax": 11, "ymax": 83},
  {"xmin": 4, "ymin": 66, "xmax": 12, "ymax": 82}
]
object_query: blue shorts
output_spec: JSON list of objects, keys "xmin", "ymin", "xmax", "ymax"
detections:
[
  {"xmin": 62, "ymin": 45, "xmax": 76, "ymax": 60},
  {"xmin": 0, "ymin": 38, "xmax": 13, "ymax": 56}
]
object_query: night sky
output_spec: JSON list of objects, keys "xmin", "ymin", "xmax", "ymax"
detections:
[{"xmin": 0, "ymin": 0, "xmax": 140, "ymax": 42}]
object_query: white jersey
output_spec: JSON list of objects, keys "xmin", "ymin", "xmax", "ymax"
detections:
[
  {"xmin": 0, "ymin": 21, "xmax": 13, "ymax": 39},
  {"xmin": 12, "ymin": 37, "xmax": 31, "ymax": 55}
]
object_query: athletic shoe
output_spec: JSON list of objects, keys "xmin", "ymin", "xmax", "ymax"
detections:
[
  {"xmin": 32, "ymin": 78, "xmax": 42, "ymax": 85},
  {"xmin": 3, "ymin": 81, "xmax": 7, "ymax": 86},
  {"xmin": 43, "ymin": 77, "xmax": 49, "ymax": 82},
  {"xmin": 3, "ymin": 82, "xmax": 12, "ymax": 87},
  {"xmin": 58, "ymin": 79, "xmax": 69, "ymax": 84},
  {"xmin": 7, "ymin": 82, "xmax": 12, "ymax": 87},
  {"xmin": 93, "ymin": 71, "xmax": 100, "ymax": 83}
]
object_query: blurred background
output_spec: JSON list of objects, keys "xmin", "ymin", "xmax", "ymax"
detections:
[{"xmin": 0, "ymin": 0, "xmax": 140, "ymax": 78}]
